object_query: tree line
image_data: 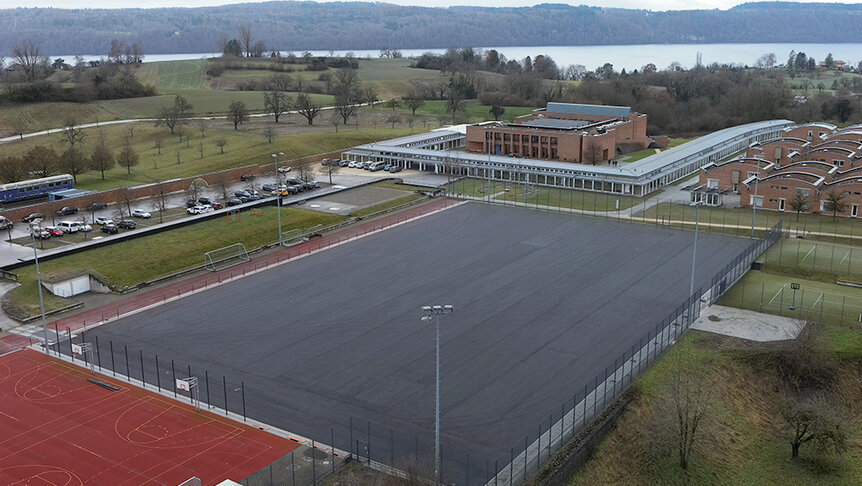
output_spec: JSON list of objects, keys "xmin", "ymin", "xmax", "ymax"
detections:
[{"xmin": 3, "ymin": 3, "xmax": 862, "ymax": 55}]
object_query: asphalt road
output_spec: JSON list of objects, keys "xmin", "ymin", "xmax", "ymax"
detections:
[{"xmin": 83, "ymin": 203, "xmax": 752, "ymax": 483}]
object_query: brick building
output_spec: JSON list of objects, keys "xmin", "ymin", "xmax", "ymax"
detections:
[
  {"xmin": 695, "ymin": 122, "xmax": 862, "ymax": 218},
  {"xmin": 464, "ymin": 102, "xmax": 650, "ymax": 164}
]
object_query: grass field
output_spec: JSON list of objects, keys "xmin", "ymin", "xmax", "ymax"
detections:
[
  {"xmin": 446, "ymin": 178, "xmax": 650, "ymax": 211},
  {"xmin": 99, "ymin": 90, "xmax": 335, "ymax": 118},
  {"xmin": 634, "ymin": 201, "xmax": 862, "ymax": 240},
  {"xmin": 135, "ymin": 59, "xmax": 208, "ymax": 92},
  {"xmin": 570, "ymin": 328, "xmax": 862, "ymax": 486},
  {"xmin": 7, "ymin": 206, "xmax": 344, "ymax": 318},
  {"xmin": 761, "ymin": 237, "xmax": 862, "ymax": 279},
  {"xmin": 621, "ymin": 137, "xmax": 694, "ymax": 163},
  {"xmin": 1, "ymin": 123, "xmax": 418, "ymax": 192},
  {"xmin": 716, "ymin": 270, "xmax": 862, "ymax": 327}
]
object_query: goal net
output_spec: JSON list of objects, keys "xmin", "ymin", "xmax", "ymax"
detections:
[
  {"xmin": 280, "ymin": 229, "xmax": 303, "ymax": 247},
  {"xmin": 204, "ymin": 243, "xmax": 250, "ymax": 272}
]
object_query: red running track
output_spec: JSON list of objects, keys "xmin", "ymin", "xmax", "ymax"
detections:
[
  {"xmin": 0, "ymin": 349, "xmax": 298, "ymax": 486},
  {"xmin": 45, "ymin": 197, "xmax": 461, "ymax": 335}
]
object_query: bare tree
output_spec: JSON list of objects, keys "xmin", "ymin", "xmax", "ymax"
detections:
[
  {"xmin": 214, "ymin": 137, "xmax": 228, "ymax": 154},
  {"xmin": 211, "ymin": 173, "xmax": 232, "ymax": 203},
  {"xmin": 363, "ymin": 87, "xmax": 379, "ymax": 108},
  {"xmin": 293, "ymin": 92, "xmax": 322, "ymax": 125},
  {"xmin": 823, "ymin": 190, "xmax": 846, "ymax": 221},
  {"xmin": 227, "ymin": 100, "xmax": 249, "ymax": 129},
  {"xmin": 196, "ymin": 118, "xmax": 208, "ymax": 138},
  {"xmin": 155, "ymin": 106, "xmax": 179, "ymax": 134},
  {"xmin": 387, "ymin": 114, "xmax": 401, "ymax": 128},
  {"xmin": 789, "ymin": 193, "xmax": 808, "ymax": 221},
  {"xmin": 321, "ymin": 157, "xmax": 341, "ymax": 184},
  {"xmin": 782, "ymin": 394, "xmax": 847, "ymax": 460},
  {"xmin": 89, "ymin": 134, "xmax": 116, "ymax": 179},
  {"xmin": 154, "ymin": 136, "xmax": 163, "ymax": 155},
  {"xmin": 583, "ymin": 141, "xmax": 603, "ymax": 165},
  {"xmin": 11, "ymin": 116, "xmax": 27, "ymax": 140},
  {"xmin": 116, "ymin": 145, "xmax": 140, "ymax": 175},
  {"xmin": 668, "ymin": 346, "xmax": 714, "ymax": 470},
  {"xmin": 58, "ymin": 147, "xmax": 89, "ymax": 183},
  {"xmin": 239, "ymin": 23, "xmax": 253, "ymax": 58},
  {"xmin": 264, "ymin": 91, "xmax": 289, "ymax": 122},
  {"xmin": 403, "ymin": 89, "xmax": 425, "ymax": 115},
  {"xmin": 11, "ymin": 40, "xmax": 49, "ymax": 82},
  {"xmin": 0, "ymin": 156, "xmax": 26, "ymax": 183},
  {"xmin": 270, "ymin": 73, "xmax": 293, "ymax": 91},
  {"xmin": 26, "ymin": 145, "xmax": 57, "ymax": 178},
  {"xmin": 152, "ymin": 182, "xmax": 169, "ymax": 223},
  {"xmin": 296, "ymin": 162, "xmax": 315, "ymax": 182},
  {"xmin": 117, "ymin": 187, "xmax": 134, "ymax": 218},
  {"xmin": 61, "ymin": 117, "xmax": 85, "ymax": 147},
  {"xmin": 262, "ymin": 126, "xmax": 275, "ymax": 143},
  {"xmin": 385, "ymin": 98, "xmax": 401, "ymax": 111},
  {"xmin": 330, "ymin": 113, "xmax": 342, "ymax": 132}
]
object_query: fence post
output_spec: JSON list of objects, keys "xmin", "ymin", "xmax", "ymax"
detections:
[
  {"xmin": 155, "ymin": 355, "xmax": 160, "ymax": 389},
  {"xmin": 349, "ymin": 417, "xmax": 353, "ymax": 460},
  {"xmin": 205, "ymin": 370, "xmax": 210, "ymax": 408},
  {"xmin": 139, "ymin": 350, "xmax": 145, "ymax": 387},
  {"xmin": 241, "ymin": 381, "xmax": 246, "ymax": 422},
  {"xmin": 124, "ymin": 345, "xmax": 130, "ymax": 382},
  {"xmin": 171, "ymin": 360, "xmax": 177, "ymax": 397},
  {"xmin": 223, "ymin": 376, "xmax": 228, "ymax": 416}
]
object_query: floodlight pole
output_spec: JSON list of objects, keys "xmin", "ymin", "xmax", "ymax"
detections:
[
  {"xmin": 30, "ymin": 226, "xmax": 49, "ymax": 353},
  {"xmin": 690, "ymin": 202, "xmax": 702, "ymax": 299},
  {"xmin": 750, "ymin": 175, "xmax": 759, "ymax": 237},
  {"xmin": 273, "ymin": 152, "xmax": 284, "ymax": 246},
  {"xmin": 422, "ymin": 304, "xmax": 453, "ymax": 485}
]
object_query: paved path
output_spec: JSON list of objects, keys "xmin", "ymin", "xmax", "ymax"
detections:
[{"xmin": 8, "ymin": 197, "xmax": 462, "ymax": 343}]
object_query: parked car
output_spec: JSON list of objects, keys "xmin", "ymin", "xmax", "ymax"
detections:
[
  {"xmin": 100, "ymin": 224, "xmax": 119, "ymax": 234},
  {"xmin": 389, "ymin": 165, "xmax": 403, "ymax": 173},
  {"xmin": 95, "ymin": 217, "xmax": 114, "ymax": 226},
  {"xmin": 362, "ymin": 161, "xmax": 373, "ymax": 170},
  {"xmin": 87, "ymin": 201, "xmax": 108, "ymax": 211},
  {"xmin": 234, "ymin": 190, "xmax": 251, "ymax": 198},
  {"xmin": 79, "ymin": 223, "xmax": 93, "ymax": 232},
  {"xmin": 339, "ymin": 159, "xmax": 350, "ymax": 167},
  {"xmin": 320, "ymin": 158, "xmax": 330, "ymax": 166},
  {"xmin": 186, "ymin": 199, "xmax": 198, "ymax": 208},
  {"xmin": 57, "ymin": 221, "xmax": 81, "ymax": 233},
  {"xmin": 277, "ymin": 166, "xmax": 291, "ymax": 173},
  {"xmin": 197, "ymin": 197, "xmax": 214, "ymax": 205},
  {"xmin": 0, "ymin": 216, "xmax": 12, "ymax": 230},
  {"xmin": 132, "ymin": 209, "xmax": 151, "ymax": 219},
  {"xmin": 240, "ymin": 174, "xmax": 256, "ymax": 181},
  {"xmin": 31, "ymin": 229, "xmax": 51, "ymax": 239},
  {"xmin": 287, "ymin": 185, "xmax": 303, "ymax": 194},
  {"xmin": 211, "ymin": 203, "xmax": 223, "ymax": 210},
  {"xmin": 302, "ymin": 181, "xmax": 320, "ymax": 190},
  {"xmin": 226, "ymin": 199, "xmax": 242, "ymax": 207},
  {"xmin": 261, "ymin": 183, "xmax": 277, "ymax": 192},
  {"xmin": 383, "ymin": 164, "xmax": 392, "ymax": 171},
  {"xmin": 45, "ymin": 226, "xmax": 64, "ymax": 237},
  {"xmin": 187, "ymin": 205, "xmax": 210, "ymax": 215},
  {"xmin": 22, "ymin": 213, "xmax": 44, "ymax": 223},
  {"xmin": 55, "ymin": 205, "xmax": 78, "ymax": 216},
  {"xmin": 117, "ymin": 220, "xmax": 136, "ymax": 229},
  {"xmin": 240, "ymin": 195, "xmax": 261, "ymax": 203},
  {"xmin": 285, "ymin": 177, "xmax": 302, "ymax": 185}
]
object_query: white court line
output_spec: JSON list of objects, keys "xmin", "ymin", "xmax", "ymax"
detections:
[
  {"xmin": 799, "ymin": 244, "xmax": 816, "ymax": 263},
  {"xmin": 767, "ymin": 284, "xmax": 785, "ymax": 306},
  {"xmin": 839, "ymin": 251, "xmax": 850, "ymax": 266},
  {"xmin": 811, "ymin": 291, "xmax": 824, "ymax": 310}
]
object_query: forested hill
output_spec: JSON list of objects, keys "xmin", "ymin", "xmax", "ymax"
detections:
[{"xmin": 2, "ymin": 1, "xmax": 862, "ymax": 55}]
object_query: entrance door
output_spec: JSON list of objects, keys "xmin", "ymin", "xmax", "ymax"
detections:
[
  {"xmin": 853, "ymin": 204, "xmax": 859, "ymax": 218},
  {"xmin": 779, "ymin": 198, "xmax": 786, "ymax": 211}
]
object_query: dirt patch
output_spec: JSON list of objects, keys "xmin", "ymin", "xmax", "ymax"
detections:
[
  {"xmin": 692, "ymin": 330, "xmax": 787, "ymax": 352},
  {"xmin": 708, "ymin": 314, "xmax": 721, "ymax": 322}
]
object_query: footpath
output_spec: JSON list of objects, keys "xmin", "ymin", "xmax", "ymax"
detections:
[{"xmin": 0, "ymin": 197, "xmax": 463, "ymax": 354}]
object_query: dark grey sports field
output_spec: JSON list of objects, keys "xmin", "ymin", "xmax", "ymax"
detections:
[{"xmin": 87, "ymin": 202, "xmax": 751, "ymax": 482}]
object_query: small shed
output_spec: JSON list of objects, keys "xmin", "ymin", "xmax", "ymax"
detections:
[{"xmin": 42, "ymin": 270, "xmax": 92, "ymax": 297}]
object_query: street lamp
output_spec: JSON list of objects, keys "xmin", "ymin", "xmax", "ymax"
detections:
[
  {"xmin": 421, "ymin": 304, "xmax": 454, "ymax": 485},
  {"xmin": 29, "ymin": 223, "xmax": 50, "ymax": 353},
  {"xmin": 690, "ymin": 201, "xmax": 703, "ymax": 300},
  {"xmin": 272, "ymin": 152, "xmax": 284, "ymax": 246},
  {"xmin": 750, "ymin": 174, "xmax": 759, "ymax": 237}
]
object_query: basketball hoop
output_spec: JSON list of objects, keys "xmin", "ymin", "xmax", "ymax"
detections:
[
  {"xmin": 176, "ymin": 376, "xmax": 200, "ymax": 411},
  {"xmin": 72, "ymin": 343, "xmax": 95, "ymax": 373}
]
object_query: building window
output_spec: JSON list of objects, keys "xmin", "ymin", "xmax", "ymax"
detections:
[
  {"xmin": 540, "ymin": 136, "xmax": 548, "ymax": 143},
  {"xmin": 531, "ymin": 136, "xmax": 539, "ymax": 143},
  {"xmin": 513, "ymin": 134, "xmax": 520, "ymax": 142},
  {"xmin": 707, "ymin": 179, "xmax": 719, "ymax": 189},
  {"xmin": 550, "ymin": 137, "xmax": 558, "ymax": 145},
  {"xmin": 750, "ymin": 195, "xmax": 764, "ymax": 207},
  {"xmin": 796, "ymin": 188, "xmax": 810, "ymax": 197},
  {"xmin": 504, "ymin": 134, "xmax": 511, "ymax": 141}
]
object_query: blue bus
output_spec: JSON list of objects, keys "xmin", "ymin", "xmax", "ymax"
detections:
[{"xmin": 0, "ymin": 174, "xmax": 74, "ymax": 203}]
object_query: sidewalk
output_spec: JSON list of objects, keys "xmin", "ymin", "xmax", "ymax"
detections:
[{"xmin": 5, "ymin": 197, "xmax": 464, "ymax": 348}]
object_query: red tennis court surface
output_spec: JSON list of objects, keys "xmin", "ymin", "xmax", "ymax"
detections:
[{"xmin": 0, "ymin": 349, "xmax": 298, "ymax": 486}]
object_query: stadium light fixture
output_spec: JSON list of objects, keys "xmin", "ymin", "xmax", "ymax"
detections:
[{"xmin": 421, "ymin": 303, "xmax": 454, "ymax": 484}]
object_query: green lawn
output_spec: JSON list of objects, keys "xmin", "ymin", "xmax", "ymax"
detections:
[
  {"xmin": 716, "ymin": 270, "xmax": 862, "ymax": 327},
  {"xmin": 414, "ymin": 100, "xmax": 536, "ymax": 123},
  {"xmin": 570, "ymin": 328, "xmax": 862, "ymax": 486},
  {"xmin": 446, "ymin": 178, "xmax": 649, "ymax": 211},
  {"xmin": 99, "ymin": 90, "xmax": 335, "ymax": 118},
  {"xmin": 2, "ymin": 124, "xmax": 418, "ymax": 192},
  {"xmin": 761, "ymin": 237, "xmax": 862, "ymax": 279},
  {"xmin": 7, "ymin": 207, "xmax": 344, "ymax": 318},
  {"xmin": 350, "ymin": 193, "xmax": 426, "ymax": 218},
  {"xmin": 634, "ymin": 202, "xmax": 862, "ymax": 240}
]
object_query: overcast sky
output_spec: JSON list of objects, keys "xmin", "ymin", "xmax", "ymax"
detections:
[{"xmin": 0, "ymin": 0, "xmax": 790, "ymax": 13}]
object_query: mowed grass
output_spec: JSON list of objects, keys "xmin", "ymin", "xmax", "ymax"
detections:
[
  {"xmin": 716, "ymin": 270, "xmax": 862, "ymax": 327},
  {"xmin": 761, "ymin": 237, "xmax": 862, "ymax": 279},
  {"xmin": 634, "ymin": 201, "xmax": 862, "ymax": 240},
  {"xmin": 99, "ymin": 90, "xmax": 335, "ymax": 118},
  {"xmin": 447, "ymin": 178, "xmax": 648, "ymax": 211},
  {"xmin": 7, "ymin": 206, "xmax": 344, "ymax": 317},
  {"xmin": 416, "ymin": 100, "xmax": 537, "ymax": 123},
  {"xmin": 135, "ymin": 59, "xmax": 207, "ymax": 91},
  {"xmin": 1, "ymin": 123, "xmax": 418, "ymax": 192},
  {"xmin": 0, "ymin": 102, "xmax": 114, "ymax": 134},
  {"xmin": 570, "ymin": 329, "xmax": 862, "ymax": 486}
]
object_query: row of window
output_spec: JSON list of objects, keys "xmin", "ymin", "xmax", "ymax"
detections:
[
  {"xmin": 15, "ymin": 181, "xmax": 69, "ymax": 193},
  {"xmin": 485, "ymin": 132, "xmax": 559, "ymax": 145}
]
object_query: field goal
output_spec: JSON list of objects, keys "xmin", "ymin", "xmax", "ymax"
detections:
[
  {"xmin": 204, "ymin": 243, "xmax": 250, "ymax": 272},
  {"xmin": 280, "ymin": 229, "xmax": 304, "ymax": 247}
]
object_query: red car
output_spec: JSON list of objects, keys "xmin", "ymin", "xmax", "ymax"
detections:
[
  {"xmin": 211, "ymin": 203, "xmax": 223, "ymax": 210},
  {"xmin": 45, "ymin": 226, "xmax": 64, "ymax": 237}
]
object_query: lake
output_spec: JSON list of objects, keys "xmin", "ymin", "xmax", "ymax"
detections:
[{"xmin": 54, "ymin": 43, "xmax": 862, "ymax": 72}]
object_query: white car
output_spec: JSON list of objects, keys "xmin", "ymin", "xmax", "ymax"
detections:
[
  {"xmin": 95, "ymin": 217, "xmax": 114, "ymax": 226},
  {"xmin": 132, "ymin": 209, "xmax": 151, "ymax": 218},
  {"xmin": 186, "ymin": 205, "xmax": 213, "ymax": 215},
  {"xmin": 79, "ymin": 223, "xmax": 93, "ymax": 232},
  {"xmin": 348, "ymin": 161, "xmax": 360, "ymax": 168},
  {"xmin": 277, "ymin": 166, "xmax": 291, "ymax": 173}
]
